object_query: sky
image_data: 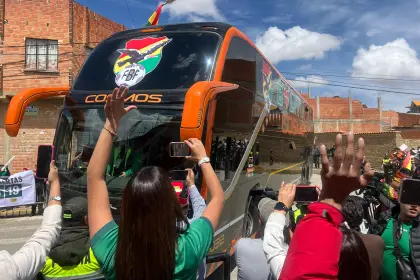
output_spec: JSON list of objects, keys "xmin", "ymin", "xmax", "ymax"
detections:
[{"xmin": 82, "ymin": 0, "xmax": 420, "ymax": 112}]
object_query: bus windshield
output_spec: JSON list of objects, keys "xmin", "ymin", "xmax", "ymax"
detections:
[
  {"xmin": 54, "ymin": 107, "xmax": 190, "ymax": 203},
  {"xmin": 72, "ymin": 32, "xmax": 220, "ymax": 91}
]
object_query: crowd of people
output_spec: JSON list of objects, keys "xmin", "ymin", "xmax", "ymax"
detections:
[{"xmin": 1, "ymin": 87, "xmax": 420, "ymax": 280}]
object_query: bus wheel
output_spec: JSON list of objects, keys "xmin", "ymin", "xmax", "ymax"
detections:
[{"xmin": 243, "ymin": 197, "xmax": 259, "ymax": 237}]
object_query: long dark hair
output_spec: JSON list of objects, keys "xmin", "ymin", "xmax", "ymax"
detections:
[
  {"xmin": 115, "ymin": 166, "xmax": 188, "ymax": 280},
  {"xmin": 338, "ymin": 226, "xmax": 371, "ymax": 280}
]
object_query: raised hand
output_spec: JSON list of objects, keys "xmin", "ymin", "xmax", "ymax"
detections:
[
  {"xmin": 319, "ymin": 133, "xmax": 374, "ymax": 209},
  {"xmin": 277, "ymin": 181, "xmax": 296, "ymax": 209},
  {"xmin": 104, "ymin": 87, "xmax": 136, "ymax": 134},
  {"xmin": 185, "ymin": 138, "xmax": 207, "ymax": 162}
]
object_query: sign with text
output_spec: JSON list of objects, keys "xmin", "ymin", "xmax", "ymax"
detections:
[{"xmin": 0, "ymin": 170, "xmax": 36, "ymax": 208}]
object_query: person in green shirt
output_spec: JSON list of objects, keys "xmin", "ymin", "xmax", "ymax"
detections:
[
  {"xmin": 106, "ymin": 141, "xmax": 143, "ymax": 177},
  {"xmin": 86, "ymin": 87, "xmax": 225, "ymax": 280},
  {"xmin": 371, "ymin": 202, "xmax": 420, "ymax": 280}
]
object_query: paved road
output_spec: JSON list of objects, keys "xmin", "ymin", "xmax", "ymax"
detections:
[
  {"xmin": 0, "ymin": 172, "xmax": 322, "ymax": 279},
  {"xmin": 0, "ymin": 215, "xmax": 43, "ymax": 254}
]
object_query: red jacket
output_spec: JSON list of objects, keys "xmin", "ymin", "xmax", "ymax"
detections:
[{"xmin": 280, "ymin": 202, "xmax": 344, "ymax": 280}]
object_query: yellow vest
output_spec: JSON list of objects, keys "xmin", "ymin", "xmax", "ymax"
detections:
[{"xmin": 41, "ymin": 248, "xmax": 102, "ymax": 279}]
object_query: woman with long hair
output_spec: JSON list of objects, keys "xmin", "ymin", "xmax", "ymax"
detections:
[
  {"xmin": 338, "ymin": 225, "xmax": 372, "ymax": 280},
  {"xmin": 87, "ymin": 87, "xmax": 225, "ymax": 280}
]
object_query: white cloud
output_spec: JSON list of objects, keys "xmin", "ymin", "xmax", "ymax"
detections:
[
  {"xmin": 289, "ymin": 75, "xmax": 329, "ymax": 88},
  {"xmin": 299, "ymin": 64, "xmax": 312, "ymax": 70},
  {"xmin": 165, "ymin": 0, "xmax": 224, "ymax": 21},
  {"xmin": 352, "ymin": 38, "xmax": 420, "ymax": 79},
  {"xmin": 352, "ymin": 39, "xmax": 420, "ymax": 112},
  {"xmin": 256, "ymin": 26, "xmax": 342, "ymax": 64}
]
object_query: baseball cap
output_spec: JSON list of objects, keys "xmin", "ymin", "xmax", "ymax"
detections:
[
  {"xmin": 63, "ymin": 197, "xmax": 88, "ymax": 226},
  {"xmin": 172, "ymin": 181, "xmax": 189, "ymax": 207}
]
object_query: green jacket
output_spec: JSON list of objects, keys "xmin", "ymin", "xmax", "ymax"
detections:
[{"xmin": 106, "ymin": 145, "xmax": 143, "ymax": 177}]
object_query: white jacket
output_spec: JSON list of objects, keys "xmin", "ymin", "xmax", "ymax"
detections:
[
  {"xmin": 263, "ymin": 212, "xmax": 289, "ymax": 280},
  {"xmin": 0, "ymin": 205, "xmax": 62, "ymax": 280}
]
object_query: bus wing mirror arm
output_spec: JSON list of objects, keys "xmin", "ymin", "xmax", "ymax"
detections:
[{"xmin": 5, "ymin": 87, "xmax": 70, "ymax": 137}]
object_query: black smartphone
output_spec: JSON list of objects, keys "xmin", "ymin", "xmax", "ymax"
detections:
[
  {"xmin": 36, "ymin": 145, "xmax": 54, "ymax": 179},
  {"xmin": 295, "ymin": 185, "xmax": 318, "ymax": 203},
  {"xmin": 169, "ymin": 142, "xmax": 191, "ymax": 157},
  {"xmin": 169, "ymin": 170, "xmax": 188, "ymax": 181},
  {"xmin": 81, "ymin": 145, "xmax": 94, "ymax": 162},
  {"xmin": 399, "ymin": 178, "xmax": 420, "ymax": 205}
]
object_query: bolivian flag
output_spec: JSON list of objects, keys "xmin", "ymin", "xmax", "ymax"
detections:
[{"xmin": 146, "ymin": 4, "xmax": 163, "ymax": 26}]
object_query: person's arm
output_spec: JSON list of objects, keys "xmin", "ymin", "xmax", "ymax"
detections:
[
  {"xmin": 281, "ymin": 133, "xmax": 373, "ymax": 280},
  {"xmin": 87, "ymin": 87, "xmax": 136, "ymax": 238},
  {"xmin": 12, "ymin": 161, "xmax": 62, "ymax": 280},
  {"xmin": 186, "ymin": 169, "xmax": 206, "ymax": 221},
  {"xmin": 263, "ymin": 212, "xmax": 289, "ymax": 279},
  {"xmin": 185, "ymin": 139, "xmax": 224, "ymax": 231},
  {"xmin": 263, "ymin": 182, "xmax": 295, "ymax": 279}
]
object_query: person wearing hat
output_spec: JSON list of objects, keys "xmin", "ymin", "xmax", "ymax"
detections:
[{"xmin": 40, "ymin": 197, "xmax": 101, "ymax": 279}]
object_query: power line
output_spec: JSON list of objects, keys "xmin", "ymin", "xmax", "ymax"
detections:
[
  {"xmin": 281, "ymin": 71, "xmax": 420, "ymax": 82},
  {"xmin": 124, "ymin": 0, "xmax": 137, "ymax": 28},
  {"xmin": 287, "ymin": 79, "xmax": 420, "ymax": 96},
  {"xmin": 290, "ymin": 66, "xmax": 420, "ymax": 80},
  {"xmin": 284, "ymin": 75, "xmax": 420, "ymax": 92}
]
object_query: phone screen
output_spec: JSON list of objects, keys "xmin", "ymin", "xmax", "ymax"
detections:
[
  {"xmin": 169, "ymin": 142, "xmax": 190, "ymax": 157},
  {"xmin": 169, "ymin": 170, "xmax": 188, "ymax": 181},
  {"xmin": 295, "ymin": 186, "xmax": 318, "ymax": 203},
  {"xmin": 400, "ymin": 179, "xmax": 420, "ymax": 205},
  {"xmin": 81, "ymin": 146, "xmax": 94, "ymax": 163},
  {"xmin": 36, "ymin": 145, "xmax": 53, "ymax": 179}
]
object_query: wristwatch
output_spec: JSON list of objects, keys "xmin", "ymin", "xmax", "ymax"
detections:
[
  {"xmin": 198, "ymin": 157, "xmax": 210, "ymax": 167},
  {"xmin": 274, "ymin": 202, "xmax": 289, "ymax": 213},
  {"xmin": 48, "ymin": 196, "xmax": 62, "ymax": 202}
]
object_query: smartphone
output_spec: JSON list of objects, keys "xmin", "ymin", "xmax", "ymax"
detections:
[
  {"xmin": 295, "ymin": 185, "xmax": 318, "ymax": 203},
  {"xmin": 169, "ymin": 142, "xmax": 191, "ymax": 157},
  {"xmin": 399, "ymin": 178, "xmax": 420, "ymax": 205},
  {"xmin": 36, "ymin": 145, "xmax": 54, "ymax": 179},
  {"xmin": 81, "ymin": 145, "xmax": 94, "ymax": 162},
  {"xmin": 169, "ymin": 170, "xmax": 188, "ymax": 181}
]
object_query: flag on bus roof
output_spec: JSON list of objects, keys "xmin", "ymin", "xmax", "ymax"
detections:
[{"xmin": 146, "ymin": 4, "xmax": 164, "ymax": 26}]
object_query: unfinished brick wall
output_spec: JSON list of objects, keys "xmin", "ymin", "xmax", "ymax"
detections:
[
  {"xmin": 1, "ymin": 0, "xmax": 125, "ymax": 173},
  {"xmin": 2, "ymin": 0, "xmax": 72, "ymax": 95},
  {"xmin": 71, "ymin": 2, "xmax": 125, "ymax": 81}
]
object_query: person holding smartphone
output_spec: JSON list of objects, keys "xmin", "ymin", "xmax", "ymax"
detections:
[
  {"xmin": 87, "ymin": 87, "xmax": 224, "ymax": 280},
  {"xmin": 0, "ymin": 161, "xmax": 62, "ymax": 280}
]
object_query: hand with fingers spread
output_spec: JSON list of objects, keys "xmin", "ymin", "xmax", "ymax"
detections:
[
  {"xmin": 103, "ymin": 87, "xmax": 137, "ymax": 135},
  {"xmin": 319, "ymin": 133, "xmax": 374, "ymax": 209},
  {"xmin": 277, "ymin": 182, "xmax": 296, "ymax": 209},
  {"xmin": 185, "ymin": 138, "xmax": 207, "ymax": 162}
]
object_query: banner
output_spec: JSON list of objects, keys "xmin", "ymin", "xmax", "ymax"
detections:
[{"xmin": 0, "ymin": 170, "xmax": 36, "ymax": 208}]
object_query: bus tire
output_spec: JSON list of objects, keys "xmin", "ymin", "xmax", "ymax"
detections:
[{"xmin": 243, "ymin": 196, "xmax": 260, "ymax": 238}]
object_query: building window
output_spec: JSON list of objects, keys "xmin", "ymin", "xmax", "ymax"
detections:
[{"xmin": 25, "ymin": 38, "xmax": 58, "ymax": 71}]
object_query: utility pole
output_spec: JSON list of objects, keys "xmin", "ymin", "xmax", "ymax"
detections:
[
  {"xmin": 378, "ymin": 92, "xmax": 382, "ymax": 132},
  {"xmin": 349, "ymin": 89, "xmax": 353, "ymax": 132},
  {"xmin": 307, "ymin": 83, "xmax": 311, "ymax": 98}
]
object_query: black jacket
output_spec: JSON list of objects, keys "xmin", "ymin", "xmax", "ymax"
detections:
[{"xmin": 370, "ymin": 205, "xmax": 420, "ymax": 278}]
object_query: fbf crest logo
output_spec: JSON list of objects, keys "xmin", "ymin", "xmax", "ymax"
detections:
[{"xmin": 114, "ymin": 36, "xmax": 172, "ymax": 87}]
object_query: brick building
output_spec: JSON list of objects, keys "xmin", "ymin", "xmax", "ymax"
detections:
[
  {"xmin": 0, "ymin": 0, "xmax": 125, "ymax": 172},
  {"xmin": 301, "ymin": 93, "xmax": 420, "ymax": 134}
]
